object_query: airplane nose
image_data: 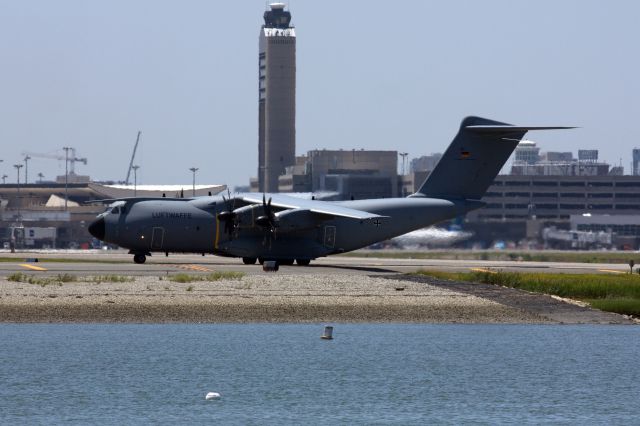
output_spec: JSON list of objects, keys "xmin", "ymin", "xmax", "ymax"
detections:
[{"xmin": 88, "ymin": 217, "xmax": 105, "ymax": 240}]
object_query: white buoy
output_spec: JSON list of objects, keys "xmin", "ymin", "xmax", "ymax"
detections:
[
  {"xmin": 321, "ymin": 325, "xmax": 334, "ymax": 340},
  {"xmin": 205, "ymin": 392, "xmax": 221, "ymax": 400}
]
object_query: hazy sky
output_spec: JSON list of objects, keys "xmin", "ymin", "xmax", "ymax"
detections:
[{"xmin": 1, "ymin": 1, "xmax": 638, "ymax": 188}]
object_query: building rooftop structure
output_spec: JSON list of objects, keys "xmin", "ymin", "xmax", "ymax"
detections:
[
  {"xmin": 276, "ymin": 149, "xmax": 399, "ymax": 199},
  {"xmin": 510, "ymin": 141, "xmax": 612, "ymax": 176}
]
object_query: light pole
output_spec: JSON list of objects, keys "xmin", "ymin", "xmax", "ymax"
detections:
[
  {"xmin": 189, "ymin": 167, "xmax": 199, "ymax": 196},
  {"xmin": 37, "ymin": 172, "xmax": 44, "ymax": 183},
  {"xmin": 131, "ymin": 165, "xmax": 140, "ymax": 196},
  {"xmin": 14, "ymin": 164, "xmax": 23, "ymax": 216},
  {"xmin": 24, "ymin": 155, "xmax": 31, "ymax": 184},
  {"xmin": 1, "ymin": 175, "xmax": 7, "ymax": 184},
  {"xmin": 63, "ymin": 147, "xmax": 71, "ymax": 210},
  {"xmin": 14, "ymin": 164, "xmax": 22, "ymax": 184}
]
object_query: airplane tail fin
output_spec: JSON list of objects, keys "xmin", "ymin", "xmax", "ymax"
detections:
[{"xmin": 412, "ymin": 116, "xmax": 573, "ymax": 200}]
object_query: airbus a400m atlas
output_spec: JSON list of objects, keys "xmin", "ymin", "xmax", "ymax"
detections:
[{"xmin": 88, "ymin": 117, "xmax": 571, "ymax": 265}]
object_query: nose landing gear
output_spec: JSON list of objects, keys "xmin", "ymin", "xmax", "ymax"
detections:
[{"xmin": 129, "ymin": 250, "xmax": 151, "ymax": 264}]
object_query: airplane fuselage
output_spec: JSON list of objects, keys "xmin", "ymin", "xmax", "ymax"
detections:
[{"xmin": 93, "ymin": 194, "xmax": 481, "ymax": 263}]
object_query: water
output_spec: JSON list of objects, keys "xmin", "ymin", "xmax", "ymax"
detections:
[{"xmin": 1, "ymin": 324, "xmax": 639, "ymax": 425}]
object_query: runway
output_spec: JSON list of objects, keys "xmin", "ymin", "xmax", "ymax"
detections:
[{"xmin": 0, "ymin": 250, "xmax": 632, "ymax": 276}]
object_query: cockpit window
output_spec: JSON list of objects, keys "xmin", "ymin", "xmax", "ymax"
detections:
[{"xmin": 112, "ymin": 207, "xmax": 120, "ymax": 214}]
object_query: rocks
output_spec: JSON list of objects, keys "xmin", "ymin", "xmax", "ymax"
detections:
[{"xmin": 0, "ymin": 274, "xmax": 552, "ymax": 323}]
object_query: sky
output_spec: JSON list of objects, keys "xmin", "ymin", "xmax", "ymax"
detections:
[{"xmin": 0, "ymin": 1, "xmax": 638, "ymax": 188}]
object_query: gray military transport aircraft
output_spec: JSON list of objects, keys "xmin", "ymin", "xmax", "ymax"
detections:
[{"xmin": 88, "ymin": 117, "xmax": 571, "ymax": 266}]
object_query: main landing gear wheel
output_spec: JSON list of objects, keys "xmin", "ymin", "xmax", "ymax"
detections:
[
  {"xmin": 280, "ymin": 259, "xmax": 295, "ymax": 266},
  {"xmin": 242, "ymin": 257, "xmax": 257, "ymax": 265},
  {"xmin": 133, "ymin": 254, "xmax": 146, "ymax": 264},
  {"xmin": 296, "ymin": 259, "xmax": 311, "ymax": 266},
  {"xmin": 258, "ymin": 258, "xmax": 264, "ymax": 265}
]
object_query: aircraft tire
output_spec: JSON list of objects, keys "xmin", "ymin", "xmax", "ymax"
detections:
[
  {"xmin": 242, "ymin": 257, "xmax": 257, "ymax": 265},
  {"xmin": 258, "ymin": 258, "xmax": 264, "ymax": 265},
  {"xmin": 280, "ymin": 259, "xmax": 294, "ymax": 266},
  {"xmin": 296, "ymin": 259, "xmax": 311, "ymax": 266},
  {"xmin": 133, "ymin": 254, "xmax": 146, "ymax": 264}
]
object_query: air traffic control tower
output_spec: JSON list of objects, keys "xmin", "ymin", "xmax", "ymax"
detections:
[{"xmin": 258, "ymin": 3, "xmax": 296, "ymax": 192}]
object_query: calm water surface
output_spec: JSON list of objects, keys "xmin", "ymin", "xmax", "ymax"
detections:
[{"xmin": 0, "ymin": 324, "xmax": 638, "ymax": 425}]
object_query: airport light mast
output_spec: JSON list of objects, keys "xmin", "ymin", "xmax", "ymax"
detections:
[
  {"xmin": 189, "ymin": 167, "xmax": 199, "ymax": 196},
  {"xmin": 24, "ymin": 155, "xmax": 31, "ymax": 184}
]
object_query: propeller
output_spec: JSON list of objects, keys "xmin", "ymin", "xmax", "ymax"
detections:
[
  {"xmin": 216, "ymin": 190, "xmax": 237, "ymax": 238},
  {"xmin": 256, "ymin": 194, "xmax": 278, "ymax": 247}
]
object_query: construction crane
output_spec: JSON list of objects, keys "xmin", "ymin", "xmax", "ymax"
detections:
[
  {"xmin": 125, "ymin": 131, "xmax": 141, "ymax": 185},
  {"xmin": 21, "ymin": 148, "xmax": 87, "ymax": 174}
]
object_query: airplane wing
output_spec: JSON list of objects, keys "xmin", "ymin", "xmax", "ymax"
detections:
[{"xmin": 239, "ymin": 193, "xmax": 385, "ymax": 220}]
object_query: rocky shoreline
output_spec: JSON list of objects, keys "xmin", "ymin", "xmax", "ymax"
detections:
[{"xmin": 0, "ymin": 274, "xmax": 633, "ymax": 324}]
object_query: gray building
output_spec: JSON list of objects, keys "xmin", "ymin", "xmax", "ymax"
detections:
[
  {"xmin": 258, "ymin": 3, "xmax": 296, "ymax": 192},
  {"xmin": 410, "ymin": 154, "xmax": 442, "ymax": 173},
  {"xmin": 278, "ymin": 149, "xmax": 399, "ymax": 199},
  {"xmin": 633, "ymin": 148, "xmax": 640, "ymax": 176},
  {"xmin": 470, "ymin": 175, "xmax": 640, "ymax": 222}
]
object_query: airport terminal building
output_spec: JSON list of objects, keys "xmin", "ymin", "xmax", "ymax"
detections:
[{"xmin": 0, "ymin": 183, "xmax": 225, "ymax": 249}]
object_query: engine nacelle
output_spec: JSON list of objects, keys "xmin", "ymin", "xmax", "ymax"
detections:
[
  {"xmin": 233, "ymin": 204, "xmax": 263, "ymax": 228},
  {"xmin": 275, "ymin": 209, "xmax": 320, "ymax": 232}
]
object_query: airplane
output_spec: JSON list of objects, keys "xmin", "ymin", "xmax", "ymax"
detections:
[{"xmin": 87, "ymin": 116, "xmax": 572, "ymax": 266}]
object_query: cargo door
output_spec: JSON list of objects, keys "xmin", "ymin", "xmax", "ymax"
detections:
[
  {"xmin": 151, "ymin": 227, "xmax": 164, "ymax": 250},
  {"xmin": 323, "ymin": 225, "xmax": 336, "ymax": 249}
]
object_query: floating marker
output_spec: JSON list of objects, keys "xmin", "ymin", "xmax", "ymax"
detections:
[
  {"xmin": 205, "ymin": 392, "xmax": 221, "ymax": 400},
  {"xmin": 321, "ymin": 326, "xmax": 333, "ymax": 340}
]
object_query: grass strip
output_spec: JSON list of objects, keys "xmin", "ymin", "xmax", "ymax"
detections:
[
  {"xmin": 90, "ymin": 275, "xmax": 135, "ymax": 283},
  {"xmin": 413, "ymin": 269, "xmax": 640, "ymax": 317},
  {"xmin": 7, "ymin": 272, "xmax": 77, "ymax": 287},
  {"xmin": 344, "ymin": 250, "xmax": 640, "ymax": 265},
  {"xmin": 169, "ymin": 271, "xmax": 245, "ymax": 283}
]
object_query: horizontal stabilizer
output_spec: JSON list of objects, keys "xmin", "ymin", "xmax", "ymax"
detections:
[{"xmin": 466, "ymin": 125, "xmax": 576, "ymax": 133}]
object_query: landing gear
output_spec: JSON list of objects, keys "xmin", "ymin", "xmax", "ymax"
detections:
[
  {"xmin": 296, "ymin": 259, "xmax": 311, "ymax": 266},
  {"xmin": 280, "ymin": 259, "xmax": 295, "ymax": 266},
  {"xmin": 262, "ymin": 260, "xmax": 279, "ymax": 272},
  {"xmin": 242, "ymin": 257, "xmax": 257, "ymax": 265},
  {"xmin": 258, "ymin": 258, "xmax": 264, "ymax": 265},
  {"xmin": 133, "ymin": 254, "xmax": 146, "ymax": 264}
]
